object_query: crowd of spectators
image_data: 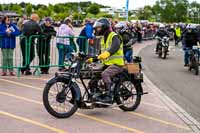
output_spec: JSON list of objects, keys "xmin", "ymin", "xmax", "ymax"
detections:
[{"xmin": 1, "ymin": 14, "xmax": 200, "ymax": 76}]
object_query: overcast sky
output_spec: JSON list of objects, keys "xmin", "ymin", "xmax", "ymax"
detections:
[{"xmin": 0, "ymin": 0, "xmax": 199, "ymax": 9}]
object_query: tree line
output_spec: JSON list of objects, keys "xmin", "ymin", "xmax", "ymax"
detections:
[
  {"xmin": 0, "ymin": 2, "xmax": 104, "ymax": 21},
  {"xmin": 135, "ymin": 0, "xmax": 200, "ymax": 23},
  {"xmin": 0, "ymin": 0, "xmax": 200, "ymax": 23}
]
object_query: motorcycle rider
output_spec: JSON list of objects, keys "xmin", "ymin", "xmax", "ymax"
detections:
[
  {"xmin": 154, "ymin": 24, "xmax": 170, "ymax": 54},
  {"xmin": 174, "ymin": 24, "xmax": 182, "ymax": 46},
  {"xmin": 115, "ymin": 22, "xmax": 135, "ymax": 63},
  {"xmin": 88, "ymin": 18, "xmax": 124, "ymax": 103},
  {"xmin": 181, "ymin": 24, "xmax": 200, "ymax": 66}
]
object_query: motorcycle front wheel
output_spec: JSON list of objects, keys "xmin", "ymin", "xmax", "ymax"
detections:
[
  {"xmin": 194, "ymin": 60, "xmax": 199, "ymax": 75},
  {"xmin": 43, "ymin": 78, "xmax": 78, "ymax": 118},
  {"xmin": 163, "ymin": 47, "xmax": 168, "ymax": 59},
  {"xmin": 116, "ymin": 79, "xmax": 142, "ymax": 111},
  {"xmin": 158, "ymin": 50, "xmax": 162, "ymax": 58}
]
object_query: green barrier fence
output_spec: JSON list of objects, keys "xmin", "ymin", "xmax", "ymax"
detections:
[{"xmin": 0, "ymin": 35, "xmax": 89, "ymax": 77}]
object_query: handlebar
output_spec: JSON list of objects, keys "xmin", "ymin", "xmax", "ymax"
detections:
[{"xmin": 71, "ymin": 52, "xmax": 99, "ymax": 63}]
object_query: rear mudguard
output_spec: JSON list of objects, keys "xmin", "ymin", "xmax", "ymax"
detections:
[
  {"xmin": 118, "ymin": 71, "xmax": 144, "ymax": 92},
  {"xmin": 115, "ymin": 72, "xmax": 145, "ymax": 96},
  {"xmin": 46, "ymin": 75, "xmax": 82, "ymax": 105}
]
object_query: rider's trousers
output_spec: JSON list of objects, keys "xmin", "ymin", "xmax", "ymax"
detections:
[{"xmin": 101, "ymin": 65, "xmax": 124, "ymax": 91}]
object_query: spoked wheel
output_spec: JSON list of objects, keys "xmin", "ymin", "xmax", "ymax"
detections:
[
  {"xmin": 43, "ymin": 79, "xmax": 78, "ymax": 118},
  {"xmin": 163, "ymin": 52, "xmax": 167, "ymax": 59},
  {"xmin": 163, "ymin": 47, "xmax": 168, "ymax": 59},
  {"xmin": 194, "ymin": 62, "xmax": 199, "ymax": 75},
  {"xmin": 188, "ymin": 66, "xmax": 192, "ymax": 71},
  {"xmin": 195, "ymin": 65, "xmax": 199, "ymax": 75},
  {"xmin": 158, "ymin": 52, "xmax": 162, "ymax": 58},
  {"xmin": 116, "ymin": 80, "xmax": 142, "ymax": 111},
  {"xmin": 194, "ymin": 55, "xmax": 199, "ymax": 75},
  {"xmin": 191, "ymin": 55, "xmax": 199, "ymax": 75}
]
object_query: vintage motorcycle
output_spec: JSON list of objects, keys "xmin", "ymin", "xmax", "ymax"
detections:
[
  {"xmin": 156, "ymin": 36, "xmax": 170, "ymax": 59},
  {"xmin": 43, "ymin": 53, "xmax": 147, "ymax": 118}
]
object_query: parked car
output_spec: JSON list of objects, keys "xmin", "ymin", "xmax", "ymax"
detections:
[{"xmin": 73, "ymin": 20, "xmax": 83, "ymax": 27}]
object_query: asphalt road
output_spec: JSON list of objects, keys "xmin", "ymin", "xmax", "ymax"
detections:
[
  {"xmin": 0, "ymin": 28, "xmax": 196, "ymax": 133},
  {"xmin": 139, "ymin": 41, "xmax": 200, "ymax": 123}
]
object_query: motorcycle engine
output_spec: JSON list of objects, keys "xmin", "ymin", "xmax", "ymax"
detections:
[{"xmin": 88, "ymin": 79, "xmax": 105, "ymax": 94}]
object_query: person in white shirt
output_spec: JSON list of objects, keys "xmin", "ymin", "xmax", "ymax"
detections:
[{"xmin": 56, "ymin": 17, "xmax": 75, "ymax": 71}]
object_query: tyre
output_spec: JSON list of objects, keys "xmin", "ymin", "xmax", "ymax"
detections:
[
  {"xmin": 158, "ymin": 52, "xmax": 162, "ymax": 58},
  {"xmin": 163, "ymin": 47, "xmax": 168, "ymax": 59},
  {"xmin": 194, "ymin": 61, "xmax": 199, "ymax": 75},
  {"xmin": 192, "ymin": 55, "xmax": 199, "ymax": 75},
  {"xmin": 163, "ymin": 52, "xmax": 167, "ymax": 59},
  {"xmin": 195, "ymin": 65, "xmax": 199, "ymax": 75},
  {"xmin": 43, "ymin": 78, "xmax": 78, "ymax": 118},
  {"xmin": 116, "ymin": 79, "xmax": 142, "ymax": 111},
  {"xmin": 188, "ymin": 66, "xmax": 192, "ymax": 71},
  {"xmin": 158, "ymin": 46, "xmax": 162, "ymax": 58}
]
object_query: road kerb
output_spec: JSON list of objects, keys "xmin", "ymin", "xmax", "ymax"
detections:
[{"xmin": 134, "ymin": 41, "xmax": 200, "ymax": 133}]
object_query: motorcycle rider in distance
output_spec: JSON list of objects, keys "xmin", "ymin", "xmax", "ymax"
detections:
[
  {"xmin": 88, "ymin": 18, "xmax": 124, "ymax": 104},
  {"xmin": 115, "ymin": 22, "xmax": 135, "ymax": 63},
  {"xmin": 174, "ymin": 24, "xmax": 182, "ymax": 46},
  {"xmin": 154, "ymin": 24, "xmax": 170, "ymax": 54},
  {"xmin": 181, "ymin": 24, "xmax": 200, "ymax": 67}
]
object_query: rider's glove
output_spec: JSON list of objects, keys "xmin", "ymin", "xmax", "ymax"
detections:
[
  {"xmin": 98, "ymin": 51, "xmax": 110, "ymax": 60},
  {"xmin": 86, "ymin": 58, "xmax": 93, "ymax": 63}
]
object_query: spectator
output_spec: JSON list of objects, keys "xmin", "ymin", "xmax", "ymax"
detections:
[
  {"xmin": 0, "ymin": 16, "xmax": 3, "ymax": 24},
  {"xmin": 65, "ymin": 17, "xmax": 77, "ymax": 52},
  {"xmin": 56, "ymin": 17, "xmax": 75, "ymax": 71},
  {"xmin": 76, "ymin": 18, "xmax": 94, "ymax": 53},
  {"xmin": 0, "ymin": 16, "xmax": 20, "ymax": 76},
  {"xmin": 17, "ymin": 15, "xmax": 28, "ymax": 32},
  {"xmin": 182, "ymin": 25, "xmax": 200, "ymax": 66},
  {"xmin": 174, "ymin": 24, "xmax": 182, "ymax": 46},
  {"xmin": 135, "ymin": 21, "xmax": 142, "ymax": 43},
  {"xmin": 37, "ymin": 17, "xmax": 56, "ymax": 74},
  {"xmin": 20, "ymin": 13, "xmax": 41, "ymax": 75}
]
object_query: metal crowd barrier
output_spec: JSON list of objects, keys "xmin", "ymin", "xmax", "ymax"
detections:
[
  {"xmin": 0, "ymin": 31, "xmax": 158, "ymax": 77},
  {"xmin": 0, "ymin": 35, "xmax": 29, "ymax": 77},
  {"xmin": 0, "ymin": 35, "xmax": 89, "ymax": 77},
  {"xmin": 142, "ymin": 29, "xmax": 156, "ymax": 40},
  {"xmin": 29, "ymin": 35, "xmax": 89, "ymax": 75}
]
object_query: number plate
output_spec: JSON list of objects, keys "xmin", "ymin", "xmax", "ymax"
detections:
[{"xmin": 192, "ymin": 46, "xmax": 198, "ymax": 50}]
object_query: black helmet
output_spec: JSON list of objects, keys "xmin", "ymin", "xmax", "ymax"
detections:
[{"xmin": 93, "ymin": 18, "xmax": 110, "ymax": 36}]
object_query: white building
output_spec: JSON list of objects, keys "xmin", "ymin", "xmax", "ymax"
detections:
[{"xmin": 100, "ymin": 7, "xmax": 126, "ymax": 18}]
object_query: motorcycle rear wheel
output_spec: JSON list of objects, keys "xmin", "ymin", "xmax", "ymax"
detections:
[
  {"xmin": 116, "ymin": 79, "xmax": 142, "ymax": 111},
  {"xmin": 194, "ymin": 64, "xmax": 199, "ymax": 75},
  {"xmin": 191, "ymin": 55, "xmax": 199, "ymax": 75}
]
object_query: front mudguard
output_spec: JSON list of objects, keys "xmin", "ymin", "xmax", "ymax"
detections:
[{"xmin": 46, "ymin": 75, "xmax": 82, "ymax": 106}]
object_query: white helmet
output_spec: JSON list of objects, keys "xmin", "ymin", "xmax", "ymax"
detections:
[
  {"xmin": 190, "ymin": 24, "xmax": 196, "ymax": 29},
  {"xmin": 186, "ymin": 24, "xmax": 195, "ymax": 29},
  {"xmin": 115, "ymin": 22, "xmax": 127, "ymax": 33},
  {"xmin": 159, "ymin": 24, "xmax": 165, "ymax": 28},
  {"xmin": 186, "ymin": 24, "xmax": 190, "ymax": 29}
]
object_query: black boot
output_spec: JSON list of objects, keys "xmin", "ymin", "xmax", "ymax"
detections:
[{"xmin": 96, "ymin": 83, "xmax": 113, "ymax": 104}]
